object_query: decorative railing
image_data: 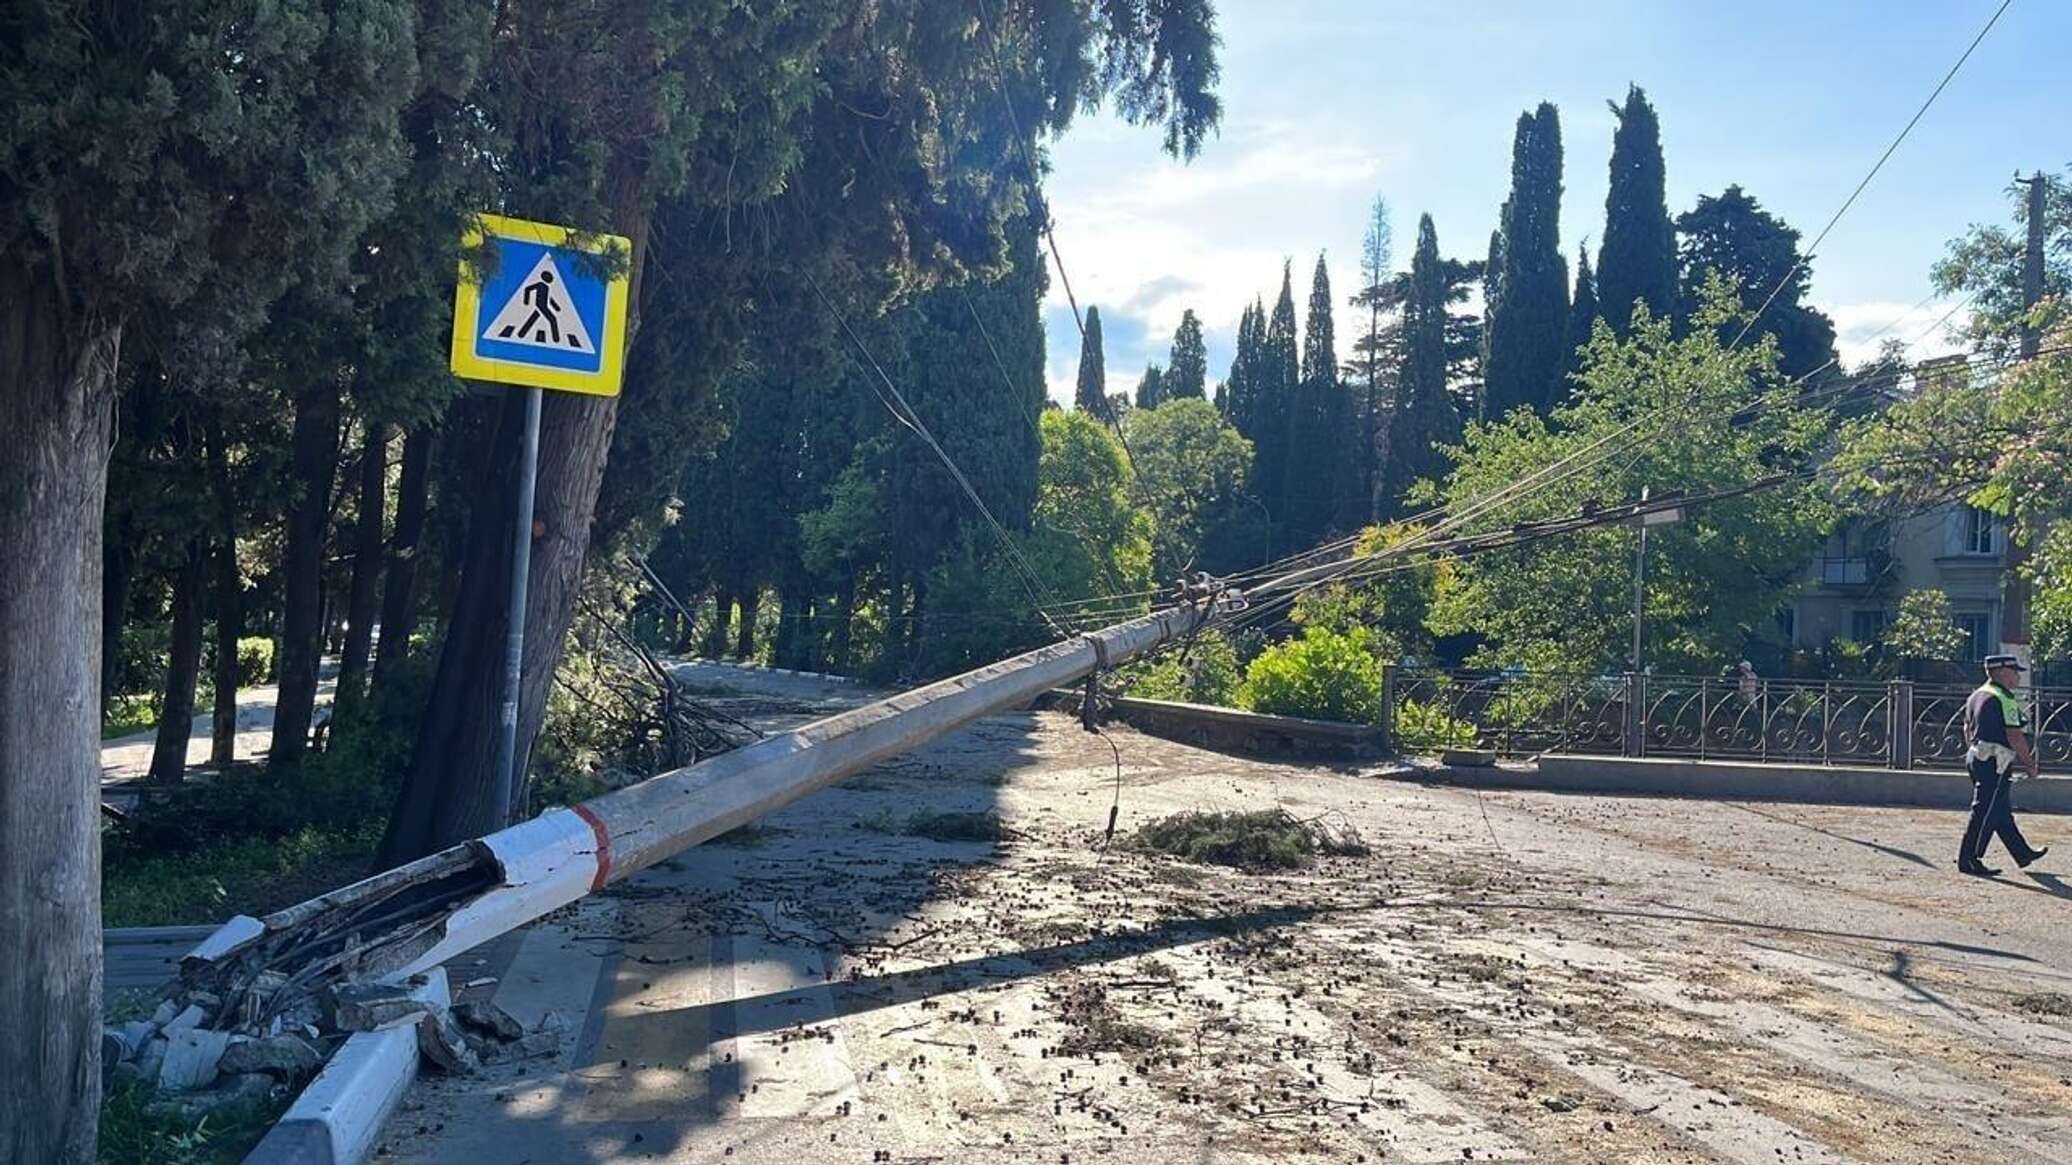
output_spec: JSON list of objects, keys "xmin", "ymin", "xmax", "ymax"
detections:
[{"xmin": 1384, "ymin": 667, "xmax": 2072, "ymax": 771}]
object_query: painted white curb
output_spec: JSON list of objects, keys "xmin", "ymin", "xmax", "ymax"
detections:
[{"xmin": 240, "ymin": 968, "xmax": 449, "ymax": 1165}]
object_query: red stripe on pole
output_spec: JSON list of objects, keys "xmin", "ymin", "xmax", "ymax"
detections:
[{"xmin": 571, "ymin": 803, "xmax": 613, "ymax": 891}]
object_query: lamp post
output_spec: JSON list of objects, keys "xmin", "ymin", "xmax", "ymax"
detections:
[{"xmin": 1631, "ymin": 486, "xmax": 1683, "ymax": 674}]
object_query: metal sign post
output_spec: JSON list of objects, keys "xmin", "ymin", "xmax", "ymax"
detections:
[
  {"xmin": 451, "ymin": 213, "xmax": 631, "ymax": 827},
  {"xmin": 492, "ymin": 387, "xmax": 543, "ymax": 826}
]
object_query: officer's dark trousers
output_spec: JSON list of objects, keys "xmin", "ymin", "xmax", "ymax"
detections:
[{"xmin": 1961, "ymin": 754, "xmax": 2039, "ymax": 864}]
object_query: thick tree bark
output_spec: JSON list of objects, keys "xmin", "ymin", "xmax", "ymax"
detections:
[
  {"xmin": 703, "ymin": 585, "xmax": 735, "ymax": 658},
  {"xmin": 207, "ymin": 424, "xmax": 241, "ymax": 765},
  {"xmin": 0, "ymin": 269, "xmax": 118, "ymax": 1164},
  {"xmin": 271, "ymin": 379, "xmax": 342, "ymax": 772},
  {"xmin": 273, "ymin": 377, "xmax": 341, "ymax": 766},
  {"xmin": 733, "ymin": 587, "xmax": 761, "ymax": 660},
  {"xmin": 334, "ymin": 422, "xmax": 387, "ymax": 725},
  {"xmin": 147, "ymin": 540, "xmax": 206, "ymax": 784},
  {"xmin": 773, "ymin": 573, "xmax": 809, "ymax": 670},
  {"xmin": 372, "ymin": 427, "xmax": 431, "ymax": 691}
]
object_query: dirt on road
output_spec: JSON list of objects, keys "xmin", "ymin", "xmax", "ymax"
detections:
[{"xmin": 382, "ymin": 674, "xmax": 2072, "ymax": 1165}]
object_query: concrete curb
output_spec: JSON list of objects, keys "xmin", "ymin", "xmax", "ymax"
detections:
[
  {"xmin": 1440, "ymin": 754, "xmax": 2072, "ymax": 815},
  {"xmin": 241, "ymin": 969, "xmax": 449, "ymax": 1165}
]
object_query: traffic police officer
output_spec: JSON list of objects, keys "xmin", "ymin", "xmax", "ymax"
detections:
[{"xmin": 1959, "ymin": 653, "xmax": 2050, "ymax": 876}]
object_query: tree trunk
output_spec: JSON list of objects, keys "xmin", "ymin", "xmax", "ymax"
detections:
[
  {"xmin": 100, "ymin": 512, "xmax": 134, "ymax": 724},
  {"xmin": 334, "ymin": 422, "xmax": 387, "ymax": 726},
  {"xmin": 830, "ymin": 576, "xmax": 855, "ymax": 675},
  {"xmin": 148, "ymin": 540, "xmax": 206, "ymax": 784},
  {"xmin": 207, "ymin": 424, "xmax": 241, "ymax": 764},
  {"xmin": 372, "ymin": 428, "xmax": 431, "ymax": 691},
  {"xmin": 271, "ymin": 379, "xmax": 342, "ymax": 772},
  {"xmin": 0, "ymin": 269, "xmax": 119, "ymax": 1163},
  {"xmin": 703, "ymin": 585, "xmax": 735, "ymax": 658},
  {"xmin": 734, "ymin": 587, "xmax": 761, "ymax": 660},
  {"xmin": 773, "ymin": 570, "xmax": 810, "ymax": 670}
]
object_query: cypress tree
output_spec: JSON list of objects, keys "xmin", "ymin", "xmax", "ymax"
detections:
[
  {"xmin": 1675, "ymin": 185, "xmax": 1839, "ymax": 378},
  {"xmin": 1260, "ymin": 265, "xmax": 1300, "ymax": 550},
  {"xmin": 1286, "ymin": 253, "xmax": 1343, "ymax": 548},
  {"xmin": 1564, "ymin": 242, "xmax": 1600, "ymax": 381},
  {"xmin": 1597, "ymin": 85, "xmax": 1676, "ymax": 334},
  {"xmin": 1483, "ymin": 102, "xmax": 1570, "ymax": 418},
  {"xmin": 1167, "ymin": 309, "xmax": 1208, "ymax": 399},
  {"xmin": 1223, "ymin": 299, "xmax": 1263, "ymax": 430},
  {"xmin": 1074, "ymin": 306, "xmax": 1109, "ymax": 418},
  {"xmin": 1135, "ymin": 364, "xmax": 1168, "ymax": 410},
  {"xmin": 1381, "ymin": 215, "xmax": 1460, "ymax": 515}
]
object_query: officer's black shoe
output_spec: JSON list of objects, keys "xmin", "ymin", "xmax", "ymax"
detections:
[
  {"xmin": 1957, "ymin": 860, "xmax": 2001, "ymax": 877},
  {"xmin": 2016, "ymin": 846, "xmax": 2049, "ymax": 869}
]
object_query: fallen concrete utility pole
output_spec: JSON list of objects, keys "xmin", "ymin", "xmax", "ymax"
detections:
[{"xmin": 183, "ymin": 600, "xmax": 1214, "ymax": 1012}]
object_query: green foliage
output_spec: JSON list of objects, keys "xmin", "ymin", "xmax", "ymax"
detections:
[
  {"xmin": 1124, "ymin": 398, "xmax": 1255, "ymax": 578},
  {"xmin": 1075, "ymin": 307, "xmax": 1110, "ymax": 417},
  {"xmin": 1291, "ymin": 524, "xmax": 1447, "ymax": 661},
  {"xmin": 1564, "ymin": 245, "xmax": 1600, "ymax": 382},
  {"xmin": 1239, "ymin": 626, "xmax": 1385, "ymax": 724},
  {"xmin": 103, "ymin": 822, "xmax": 380, "ymax": 928},
  {"xmin": 1930, "ymin": 171, "xmax": 2069, "ymax": 353},
  {"xmin": 1393, "ymin": 699, "xmax": 1481, "ymax": 753},
  {"xmin": 1430, "ymin": 283, "xmax": 1835, "ymax": 673},
  {"xmin": 1028, "ymin": 410, "xmax": 1155, "ymax": 607},
  {"xmin": 1484, "ymin": 102, "xmax": 1571, "ymax": 419},
  {"xmin": 2033, "ymin": 526, "xmax": 2072, "ymax": 663},
  {"xmin": 102, "ymin": 694, "xmax": 160, "ymax": 740},
  {"xmin": 1676, "ymin": 185, "xmax": 1838, "ymax": 379},
  {"xmin": 98, "ymin": 1076, "xmax": 284, "ymax": 1165},
  {"xmin": 1885, "ymin": 590, "xmax": 1968, "ymax": 660},
  {"xmin": 1117, "ymin": 631, "xmax": 1243, "ymax": 706},
  {"xmin": 1167, "ymin": 310, "xmax": 1209, "ymax": 399},
  {"xmin": 1380, "ymin": 215, "xmax": 1473, "ymax": 515},
  {"xmin": 1134, "ymin": 364, "xmax": 1168, "ymax": 410},
  {"xmin": 1598, "ymin": 85, "xmax": 1677, "ymax": 334}
]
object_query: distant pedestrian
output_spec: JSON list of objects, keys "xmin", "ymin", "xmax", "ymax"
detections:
[
  {"xmin": 1736, "ymin": 660, "xmax": 1759, "ymax": 703},
  {"xmin": 1958, "ymin": 654, "xmax": 2050, "ymax": 876}
]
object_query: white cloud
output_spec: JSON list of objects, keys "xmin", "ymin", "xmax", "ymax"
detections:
[{"xmin": 1817, "ymin": 298, "xmax": 1972, "ymax": 370}]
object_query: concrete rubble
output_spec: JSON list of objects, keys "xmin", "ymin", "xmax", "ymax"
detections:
[{"xmin": 102, "ymin": 970, "xmax": 541, "ymax": 1118}]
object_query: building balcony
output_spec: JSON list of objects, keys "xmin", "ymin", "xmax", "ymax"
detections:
[{"xmin": 1819, "ymin": 556, "xmax": 1873, "ymax": 588}]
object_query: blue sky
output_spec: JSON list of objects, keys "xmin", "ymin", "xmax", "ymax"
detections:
[{"xmin": 1039, "ymin": 0, "xmax": 2067, "ymax": 404}]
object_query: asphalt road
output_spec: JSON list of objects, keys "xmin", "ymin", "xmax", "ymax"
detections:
[{"xmin": 380, "ymin": 670, "xmax": 2071, "ymax": 1164}]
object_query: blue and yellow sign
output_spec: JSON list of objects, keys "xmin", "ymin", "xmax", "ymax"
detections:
[{"xmin": 450, "ymin": 213, "xmax": 630, "ymax": 397}]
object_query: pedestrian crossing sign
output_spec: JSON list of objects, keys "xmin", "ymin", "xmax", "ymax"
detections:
[{"xmin": 450, "ymin": 213, "xmax": 631, "ymax": 397}]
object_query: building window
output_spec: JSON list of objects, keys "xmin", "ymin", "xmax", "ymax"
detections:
[
  {"xmin": 1962, "ymin": 506, "xmax": 1997, "ymax": 556},
  {"xmin": 1776, "ymin": 607, "xmax": 1797, "ymax": 647},
  {"xmin": 1851, "ymin": 609, "xmax": 1889, "ymax": 644},
  {"xmin": 1954, "ymin": 612, "xmax": 1991, "ymax": 661}
]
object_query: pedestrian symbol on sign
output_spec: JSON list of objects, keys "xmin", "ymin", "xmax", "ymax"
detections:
[{"xmin": 480, "ymin": 253, "xmax": 596, "ymax": 355}]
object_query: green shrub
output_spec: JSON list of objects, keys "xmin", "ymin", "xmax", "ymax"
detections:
[
  {"xmin": 1117, "ymin": 631, "xmax": 1242, "ymax": 706},
  {"xmin": 1393, "ymin": 698, "xmax": 1480, "ymax": 753},
  {"xmin": 1238, "ymin": 626, "xmax": 1383, "ymax": 724},
  {"xmin": 102, "ymin": 822, "xmax": 380, "ymax": 926},
  {"xmin": 236, "ymin": 637, "xmax": 276, "ymax": 686},
  {"xmin": 1133, "ymin": 808, "xmax": 1367, "ymax": 871}
]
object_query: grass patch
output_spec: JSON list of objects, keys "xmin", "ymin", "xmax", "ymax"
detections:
[
  {"xmin": 98, "ymin": 1078, "xmax": 286, "ymax": 1165},
  {"xmin": 1133, "ymin": 809, "xmax": 1368, "ymax": 871},
  {"xmin": 103, "ymin": 823, "xmax": 381, "ymax": 927}
]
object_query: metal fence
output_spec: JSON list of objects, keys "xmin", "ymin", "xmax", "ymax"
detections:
[{"xmin": 1384, "ymin": 667, "xmax": 2072, "ymax": 770}]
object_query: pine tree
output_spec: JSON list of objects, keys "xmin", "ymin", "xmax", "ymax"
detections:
[
  {"xmin": 1135, "ymin": 363, "xmax": 1168, "ymax": 409},
  {"xmin": 1564, "ymin": 242, "xmax": 1600, "ymax": 381},
  {"xmin": 1675, "ymin": 185, "xmax": 1839, "ymax": 378},
  {"xmin": 1075, "ymin": 305, "xmax": 1109, "ymax": 418},
  {"xmin": 1598, "ymin": 85, "xmax": 1677, "ymax": 335},
  {"xmin": 1483, "ymin": 102, "xmax": 1570, "ymax": 418},
  {"xmin": 1260, "ymin": 264, "xmax": 1301, "ymax": 551},
  {"xmin": 1381, "ymin": 215, "xmax": 1461, "ymax": 515},
  {"xmin": 1167, "ymin": 309, "xmax": 1208, "ymax": 399},
  {"xmin": 1350, "ymin": 196, "xmax": 1395, "ymax": 526}
]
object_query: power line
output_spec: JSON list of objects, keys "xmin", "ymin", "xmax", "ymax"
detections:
[
  {"xmin": 806, "ymin": 272, "xmax": 1075, "ymax": 637},
  {"xmin": 1728, "ymin": 0, "xmax": 2015, "ymax": 351}
]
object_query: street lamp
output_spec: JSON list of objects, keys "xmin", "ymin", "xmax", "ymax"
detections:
[{"xmin": 1631, "ymin": 486, "xmax": 1683, "ymax": 673}]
